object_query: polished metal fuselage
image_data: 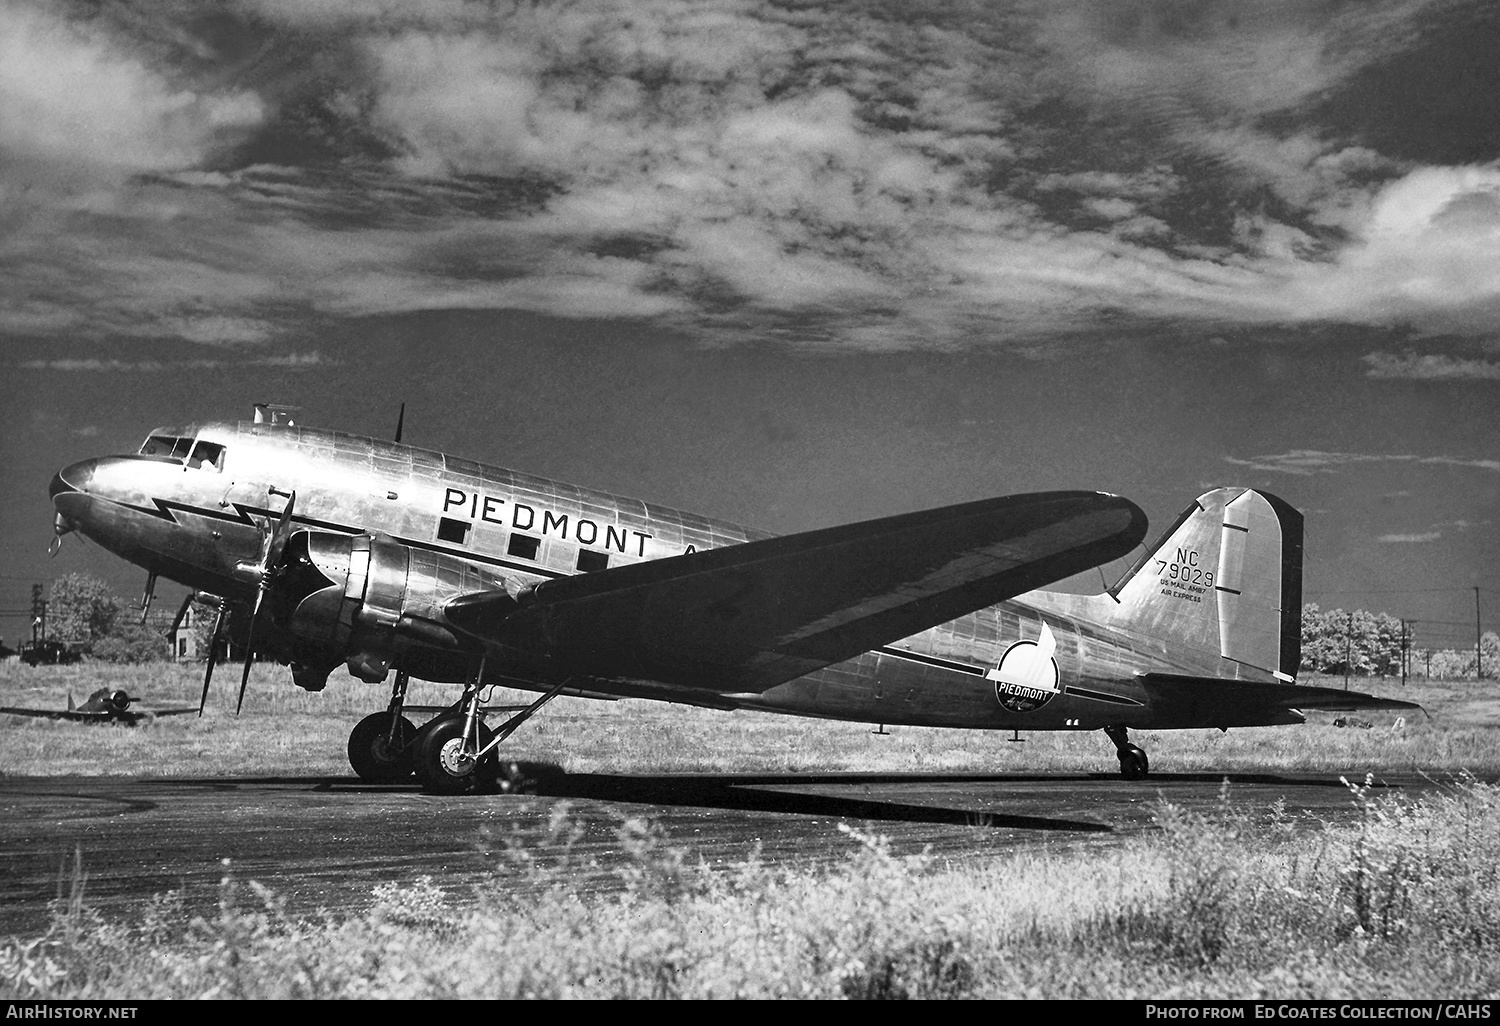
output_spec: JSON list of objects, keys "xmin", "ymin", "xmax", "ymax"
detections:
[{"xmin": 52, "ymin": 421, "xmax": 1259, "ymax": 732}]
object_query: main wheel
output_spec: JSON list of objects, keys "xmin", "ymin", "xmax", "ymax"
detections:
[
  {"xmin": 413, "ymin": 715, "xmax": 498, "ymax": 795},
  {"xmin": 348, "ymin": 713, "xmax": 417, "ymax": 783},
  {"xmin": 1118, "ymin": 745, "xmax": 1149, "ymax": 780}
]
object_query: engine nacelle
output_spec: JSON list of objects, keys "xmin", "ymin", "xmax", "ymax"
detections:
[{"xmin": 275, "ymin": 531, "xmax": 521, "ymax": 685}]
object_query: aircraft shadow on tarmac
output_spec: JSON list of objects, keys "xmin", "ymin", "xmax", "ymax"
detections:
[
  {"xmin": 508, "ymin": 766, "xmax": 1403, "ymax": 829},
  {"xmin": 529, "ymin": 769, "xmax": 1113, "ymax": 833},
  {"xmin": 167, "ymin": 765, "xmax": 1402, "ymax": 832},
  {"xmin": 168, "ymin": 768, "xmax": 1108, "ymax": 831}
]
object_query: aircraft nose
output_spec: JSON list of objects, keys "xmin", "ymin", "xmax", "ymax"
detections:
[
  {"xmin": 51, "ymin": 460, "xmax": 100, "ymax": 535},
  {"xmin": 50, "ymin": 459, "xmax": 96, "ymax": 503}
]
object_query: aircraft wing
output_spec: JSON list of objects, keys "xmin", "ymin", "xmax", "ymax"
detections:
[
  {"xmin": 1136, "ymin": 673, "xmax": 1424, "ymax": 729},
  {"xmin": 0, "ymin": 706, "xmax": 81, "ymax": 721},
  {"xmin": 1, "ymin": 705, "xmax": 195, "ymax": 723},
  {"xmin": 446, "ymin": 491, "xmax": 1146, "ymax": 693}
]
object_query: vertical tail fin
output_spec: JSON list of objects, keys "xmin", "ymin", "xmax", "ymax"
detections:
[{"xmin": 1106, "ymin": 488, "xmax": 1302, "ymax": 680}]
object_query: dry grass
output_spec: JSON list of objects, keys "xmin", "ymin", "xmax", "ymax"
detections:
[
  {"xmin": 2, "ymin": 662, "xmax": 1498, "ymax": 779},
  {"xmin": 4, "ymin": 660, "xmax": 1500, "ymax": 998},
  {"xmin": 4, "ymin": 777, "xmax": 1499, "ymax": 998}
]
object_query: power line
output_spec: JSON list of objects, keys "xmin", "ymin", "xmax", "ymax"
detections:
[{"xmin": 1306, "ymin": 587, "xmax": 1491, "ymax": 596}]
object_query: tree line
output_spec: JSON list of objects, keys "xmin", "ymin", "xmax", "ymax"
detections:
[
  {"xmin": 1301, "ymin": 603, "xmax": 1497, "ymax": 679},
  {"xmin": 32, "ymin": 573, "xmax": 175, "ymax": 664},
  {"xmin": 21, "ymin": 575, "xmax": 1500, "ymax": 679}
]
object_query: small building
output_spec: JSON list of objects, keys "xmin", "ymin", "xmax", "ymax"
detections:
[{"xmin": 164, "ymin": 603, "xmax": 244, "ymax": 663}]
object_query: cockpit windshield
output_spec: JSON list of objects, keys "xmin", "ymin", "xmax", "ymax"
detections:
[
  {"xmin": 140, "ymin": 435, "xmax": 193, "ymax": 460},
  {"xmin": 138, "ymin": 434, "xmax": 226, "ymax": 471}
]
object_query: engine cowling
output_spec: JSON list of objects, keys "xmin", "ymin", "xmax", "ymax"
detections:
[{"xmin": 274, "ymin": 531, "xmax": 522, "ymax": 686}]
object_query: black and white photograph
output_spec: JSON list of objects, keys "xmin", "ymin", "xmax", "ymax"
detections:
[{"xmin": 1, "ymin": 0, "xmax": 1498, "ymax": 1001}]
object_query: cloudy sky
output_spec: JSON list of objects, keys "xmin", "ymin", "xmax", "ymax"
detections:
[{"xmin": 3, "ymin": 0, "xmax": 1497, "ymax": 655}]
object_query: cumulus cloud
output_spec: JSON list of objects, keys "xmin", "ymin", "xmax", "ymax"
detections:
[
  {"xmin": 4, "ymin": 0, "xmax": 1500, "ymax": 351},
  {"xmin": 17, "ymin": 350, "xmax": 336, "ymax": 371},
  {"xmin": 1279, "ymin": 165, "xmax": 1500, "ymax": 332},
  {"xmin": 1377, "ymin": 531, "xmax": 1443, "ymax": 543},
  {"xmin": 0, "ymin": 4, "xmax": 262, "ymax": 172},
  {"xmin": 1363, "ymin": 350, "xmax": 1500, "ymax": 379},
  {"xmin": 17, "ymin": 358, "xmax": 223, "ymax": 372},
  {"xmin": 1227, "ymin": 450, "xmax": 1500, "ymax": 475}
]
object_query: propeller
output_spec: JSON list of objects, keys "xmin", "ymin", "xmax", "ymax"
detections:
[
  {"xmin": 233, "ymin": 489, "xmax": 297, "ymax": 715},
  {"xmin": 394, "ymin": 402, "xmax": 405, "ymax": 444}
]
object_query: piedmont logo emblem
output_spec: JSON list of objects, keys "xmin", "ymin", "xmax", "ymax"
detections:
[{"xmin": 986, "ymin": 621, "xmax": 1061, "ymax": 712}]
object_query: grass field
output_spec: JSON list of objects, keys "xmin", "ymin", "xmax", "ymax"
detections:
[
  {"xmin": 3, "ymin": 660, "xmax": 1498, "ymax": 999},
  {"xmin": 0, "ymin": 660, "xmax": 1495, "ymax": 779}
]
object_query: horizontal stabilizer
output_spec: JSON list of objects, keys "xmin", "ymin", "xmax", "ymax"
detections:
[
  {"xmin": 447, "ymin": 490, "xmax": 1147, "ymax": 692},
  {"xmin": 1138, "ymin": 672, "xmax": 1423, "ymax": 729}
]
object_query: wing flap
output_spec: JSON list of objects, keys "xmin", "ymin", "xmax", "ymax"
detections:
[{"xmin": 446, "ymin": 490, "xmax": 1146, "ymax": 692}]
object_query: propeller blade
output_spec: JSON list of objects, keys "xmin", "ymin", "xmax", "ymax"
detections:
[
  {"xmin": 199, "ymin": 606, "xmax": 226, "ymax": 717},
  {"xmin": 265, "ymin": 491, "xmax": 297, "ymax": 568},
  {"xmin": 236, "ymin": 649, "xmax": 254, "ymax": 716},
  {"xmin": 394, "ymin": 402, "xmax": 405, "ymax": 444},
  {"xmin": 236, "ymin": 589, "xmax": 265, "ymax": 715}
]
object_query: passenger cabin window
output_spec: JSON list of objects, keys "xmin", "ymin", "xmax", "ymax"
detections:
[
  {"xmin": 137, "ymin": 435, "xmax": 225, "ymax": 471},
  {"xmin": 507, "ymin": 535, "xmax": 540, "ymax": 561},
  {"xmin": 577, "ymin": 550, "xmax": 609, "ymax": 573},
  {"xmin": 436, "ymin": 517, "xmax": 470, "ymax": 544}
]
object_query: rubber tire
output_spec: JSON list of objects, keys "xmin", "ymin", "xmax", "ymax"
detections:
[
  {"xmin": 1119, "ymin": 745, "xmax": 1150, "ymax": 781},
  {"xmin": 348, "ymin": 713, "xmax": 417, "ymax": 783},
  {"xmin": 413, "ymin": 715, "xmax": 498, "ymax": 795}
]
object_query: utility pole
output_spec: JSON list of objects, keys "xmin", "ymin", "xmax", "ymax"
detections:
[
  {"xmin": 29, "ymin": 584, "xmax": 45, "ymax": 646},
  {"xmin": 1477, "ymin": 587, "xmax": 1484, "ymax": 681},
  {"xmin": 1344, "ymin": 610, "xmax": 1353, "ymax": 691},
  {"xmin": 1400, "ymin": 619, "xmax": 1409, "ymax": 687}
]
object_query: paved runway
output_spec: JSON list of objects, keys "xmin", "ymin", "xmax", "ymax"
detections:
[{"xmin": 0, "ymin": 768, "xmax": 1432, "ymax": 937}]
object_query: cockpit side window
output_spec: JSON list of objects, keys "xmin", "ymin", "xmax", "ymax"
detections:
[{"xmin": 188, "ymin": 440, "xmax": 225, "ymax": 471}]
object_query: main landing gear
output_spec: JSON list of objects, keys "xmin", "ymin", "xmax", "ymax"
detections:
[
  {"xmin": 347, "ymin": 669, "xmax": 418, "ymax": 784},
  {"xmin": 412, "ymin": 670, "xmax": 569, "ymax": 795},
  {"xmin": 345, "ymin": 663, "xmax": 570, "ymax": 795},
  {"xmin": 1103, "ymin": 724, "xmax": 1150, "ymax": 780}
]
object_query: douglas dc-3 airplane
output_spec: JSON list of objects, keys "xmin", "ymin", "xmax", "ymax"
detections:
[
  {"xmin": 48, "ymin": 406, "xmax": 1416, "ymax": 793},
  {"xmin": 0, "ymin": 687, "xmax": 196, "ymax": 726}
]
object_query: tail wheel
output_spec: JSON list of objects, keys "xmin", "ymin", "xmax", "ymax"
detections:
[
  {"xmin": 348, "ymin": 712, "xmax": 417, "ymax": 783},
  {"xmin": 1119, "ymin": 745, "xmax": 1149, "ymax": 780},
  {"xmin": 414, "ymin": 715, "xmax": 498, "ymax": 795}
]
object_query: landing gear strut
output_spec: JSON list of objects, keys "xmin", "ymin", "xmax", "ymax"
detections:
[
  {"xmin": 1103, "ymin": 724, "xmax": 1150, "ymax": 780},
  {"xmin": 348, "ymin": 669, "xmax": 417, "ymax": 783},
  {"xmin": 412, "ymin": 664, "xmax": 570, "ymax": 795}
]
